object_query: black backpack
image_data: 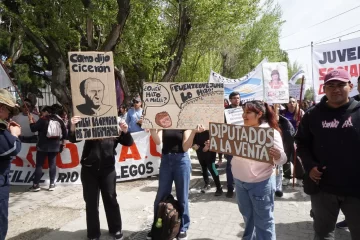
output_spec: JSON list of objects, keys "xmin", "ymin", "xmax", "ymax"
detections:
[{"xmin": 151, "ymin": 194, "xmax": 181, "ymax": 240}]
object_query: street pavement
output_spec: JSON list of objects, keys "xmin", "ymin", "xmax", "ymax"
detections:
[{"xmin": 7, "ymin": 154, "xmax": 350, "ymax": 240}]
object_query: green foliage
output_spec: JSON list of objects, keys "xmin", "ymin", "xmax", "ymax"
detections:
[{"xmin": 304, "ymin": 87, "xmax": 314, "ymax": 101}]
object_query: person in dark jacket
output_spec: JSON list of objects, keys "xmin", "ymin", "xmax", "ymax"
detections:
[
  {"xmin": 295, "ymin": 69, "xmax": 360, "ymax": 240},
  {"xmin": 69, "ymin": 116, "xmax": 133, "ymax": 240},
  {"xmin": 275, "ymin": 113, "xmax": 296, "ymax": 197},
  {"xmin": 28, "ymin": 106, "xmax": 67, "ymax": 192},
  {"xmin": 224, "ymin": 91, "xmax": 241, "ymax": 198},
  {"xmin": 0, "ymin": 89, "xmax": 22, "ymax": 240},
  {"xmin": 193, "ymin": 131, "xmax": 223, "ymax": 196}
]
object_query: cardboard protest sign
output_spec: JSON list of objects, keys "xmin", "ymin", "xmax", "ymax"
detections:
[
  {"xmin": 224, "ymin": 108, "xmax": 244, "ymax": 125},
  {"xmin": 288, "ymin": 69, "xmax": 306, "ymax": 100},
  {"xmin": 68, "ymin": 51, "xmax": 118, "ymax": 140},
  {"xmin": 209, "ymin": 122, "xmax": 274, "ymax": 164},
  {"xmin": 142, "ymin": 82, "xmax": 224, "ymax": 129},
  {"xmin": 263, "ymin": 62, "xmax": 289, "ymax": 104}
]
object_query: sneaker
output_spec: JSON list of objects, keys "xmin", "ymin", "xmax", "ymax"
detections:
[
  {"xmin": 336, "ymin": 220, "xmax": 348, "ymax": 229},
  {"xmin": 29, "ymin": 185, "xmax": 40, "ymax": 192},
  {"xmin": 177, "ymin": 232, "xmax": 187, "ymax": 240},
  {"xmin": 146, "ymin": 231, "xmax": 152, "ymax": 240},
  {"xmin": 114, "ymin": 231, "xmax": 123, "ymax": 240},
  {"xmin": 295, "ymin": 178, "xmax": 304, "ymax": 187},
  {"xmin": 226, "ymin": 190, "xmax": 234, "ymax": 198},
  {"xmin": 200, "ymin": 184, "xmax": 211, "ymax": 193},
  {"xmin": 48, "ymin": 184, "xmax": 56, "ymax": 191},
  {"xmin": 214, "ymin": 188, "xmax": 223, "ymax": 196},
  {"xmin": 282, "ymin": 178, "xmax": 290, "ymax": 186},
  {"xmin": 275, "ymin": 190, "xmax": 283, "ymax": 197}
]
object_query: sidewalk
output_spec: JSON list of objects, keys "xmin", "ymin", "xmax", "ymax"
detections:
[{"xmin": 7, "ymin": 156, "xmax": 351, "ymax": 240}]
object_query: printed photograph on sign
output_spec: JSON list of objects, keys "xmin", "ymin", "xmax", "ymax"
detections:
[
  {"xmin": 142, "ymin": 82, "xmax": 224, "ymax": 129},
  {"xmin": 208, "ymin": 122, "xmax": 274, "ymax": 165},
  {"xmin": 68, "ymin": 52, "xmax": 119, "ymax": 140},
  {"xmin": 263, "ymin": 62, "xmax": 289, "ymax": 104}
]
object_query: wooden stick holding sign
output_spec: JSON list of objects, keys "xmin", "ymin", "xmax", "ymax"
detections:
[
  {"xmin": 209, "ymin": 122, "xmax": 275, "ymax": 165},
  {"xmin": 293, "ymin": 75, "xmax": 305, "ymax": 188}
]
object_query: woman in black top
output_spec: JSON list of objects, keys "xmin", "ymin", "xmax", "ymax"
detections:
[
  {"xmin": 147, "ymin": 125, "xmax": 205, "ymax": 240},
  {"xmin": 69, "ymin": 116, "xmax": 133, "ymax": 240}
]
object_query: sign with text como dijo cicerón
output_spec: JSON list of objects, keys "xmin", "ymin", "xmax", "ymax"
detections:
[
  {"xmin": 68, "ymin": 51, "xmax": 119, "ymax": 140},
  {"xmin": 209, "ymin": 123, "xmax": 274, "ymax": 165}
]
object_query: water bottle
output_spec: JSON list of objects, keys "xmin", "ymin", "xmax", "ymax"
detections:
[{"xmin": 155, "ymin": 218, "xmax": 162, "ymax": 228}]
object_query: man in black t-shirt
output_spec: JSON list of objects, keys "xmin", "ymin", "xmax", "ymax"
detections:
[{"xmin": 224, "ymin": 91, "xmax": 241, "ymax": 198}]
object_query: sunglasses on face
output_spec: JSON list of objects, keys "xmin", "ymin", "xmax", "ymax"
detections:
[{"xmin": 133, "ymin": 100, "xmax": 140, "ymax": 104}]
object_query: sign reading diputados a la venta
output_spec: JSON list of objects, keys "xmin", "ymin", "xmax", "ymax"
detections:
[{"xmin": 209, "ymin": 123, "xmax": 274, "ymax": 165}]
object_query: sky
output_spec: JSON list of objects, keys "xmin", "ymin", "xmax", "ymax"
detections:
[{"xmin": 278, "ymin": 0, "xmax": 360, "ymax": 81}]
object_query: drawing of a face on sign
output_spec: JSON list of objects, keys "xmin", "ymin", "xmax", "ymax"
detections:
[{"xmin": 76, "ymin": 77, "xmax": 112, "ymax": 116}]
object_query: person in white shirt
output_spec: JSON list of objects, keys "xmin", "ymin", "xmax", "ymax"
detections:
[{"xmin": 12, "ymin": 99, "xmax": 39, "ymax": 143}]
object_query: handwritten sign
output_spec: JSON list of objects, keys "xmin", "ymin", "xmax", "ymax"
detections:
[
  {"xmin": 68, "ymin": 51, "xmax": 118, "ymax": 140},
  {"xmin": 209, "ymin": 122, "xmax": 274, "ymax": 164},
  {"xmin": 142, "ymin": 83, "xmax": 224, "ymax": 129},
  {"xmin": 224, "ymin": 108, "xmax": 244, "ymax": 125}
]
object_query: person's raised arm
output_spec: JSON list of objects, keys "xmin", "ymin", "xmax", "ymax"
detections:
[
  {"xmin": 68, "ymin": 116, "xmax": 82, "ymax": 143},
  {"xmin": 149, "ymin": 129, "xmax": 162, "ymax": 145},
  {"xmin": 183, "ymin": 124, "xmax": 205, "ymax": 152}
]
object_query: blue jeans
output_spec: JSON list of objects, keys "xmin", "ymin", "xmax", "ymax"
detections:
[
  {"xmin": 235, "ymin": 176, "xmax": 276, "ymax": 240},
  {"xmin": 154, "ymin": 153, "xmax": 191, "ymax": 232},
  {"xmin": 0, "ymin": 174, "xmax": 10, "ymax": 240},
  {"xmin": 225, "ymin": 155, "xmax": 234, "ymax": 191}
]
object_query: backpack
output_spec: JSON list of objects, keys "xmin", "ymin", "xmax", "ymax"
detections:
[
  {"xmin": 151, "ymin": 194, "xmax": 181, "ymax": 240},
  {"xmin": 46, "ymin": 115, "xmax": 63, "ymax": 139}
]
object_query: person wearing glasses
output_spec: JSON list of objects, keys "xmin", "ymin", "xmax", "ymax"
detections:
[
  {"xmin": 126, "ymin": 96, "xmax": 144, "ymax": 133},
  {"xmin": 211, "ymin": 100, "xmax": 286, "ymax": 239}
]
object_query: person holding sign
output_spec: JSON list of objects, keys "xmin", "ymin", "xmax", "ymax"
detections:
[
  {"xmin": 69, "ymin": 116, "xmax": 133, "ymax": 240},
  {"xmin": 224, "ymin": 91, "xmax": 242, "ymax": 198},
  {"xmin": 147, "ymin": 126, "xmax": 205, "ymax": 240},
  {"xmin": 231, "ymin": 100, "xmax": 286, "ymax": 239}
]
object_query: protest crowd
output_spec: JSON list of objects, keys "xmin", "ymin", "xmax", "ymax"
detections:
[{"xmin": 1, "ymin": 49, "xmax": 360, "ymax": 240}]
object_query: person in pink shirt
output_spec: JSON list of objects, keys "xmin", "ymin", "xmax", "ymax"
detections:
[{"xmin": 231, "ymin": 100, "xmax": 286, "ymax": 240}]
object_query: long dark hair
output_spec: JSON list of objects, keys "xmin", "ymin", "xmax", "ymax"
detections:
[{"xmin": 243, "ymin": 100, "xmax": 281, "ymax": 134}]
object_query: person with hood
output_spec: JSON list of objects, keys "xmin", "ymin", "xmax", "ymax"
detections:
[
  {"xmin": 69, "ymin": 116, "xmax": 133, "ymax": 240},
  {"xmin": 0, "ymin": 89, "xmax": 22, "ymax": 240},
  {"xmin": 295, "ymin": 69, "xmax": 360, "ymax": 240}
]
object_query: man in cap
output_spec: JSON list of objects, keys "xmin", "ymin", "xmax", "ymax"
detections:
[
  {"xmin": 295, "ymin": 69, "xmax": 360, "ymax": 239},
  {"xmin": 0, "ymin": 89, "xmax": 21, "ymax": 240},
  {"xmin": 126, "ymin": 96, "xmax": 144, "ymax": 133}
]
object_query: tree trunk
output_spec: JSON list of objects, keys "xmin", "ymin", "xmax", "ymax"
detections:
[
  {"xmin": 161, "ymin": 0, "xmax": 191, "ymax": 82},
  {"xmin": 115, "ymin": 66, "xmax": 131, "ymax": 104},
  {"xmin": 50, "ymin": 58, "xmax": 72, "ymax": 114}
]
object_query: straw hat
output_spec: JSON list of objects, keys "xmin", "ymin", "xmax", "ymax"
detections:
[{"xmin": 0, "ymin": 89, "xmax": 19, "ymax": 115}]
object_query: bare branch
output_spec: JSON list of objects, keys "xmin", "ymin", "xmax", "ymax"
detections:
[
  {"xmin": 161, "ymin": 0, "xmax": 191, "ymax": 82},
  {"xmin": 22, "ymin": 25, "xmax": 49, "ymax": 57},
  {"xmin": 101, "ymin": 0, "xmax": 130, "ymax": 51}
]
